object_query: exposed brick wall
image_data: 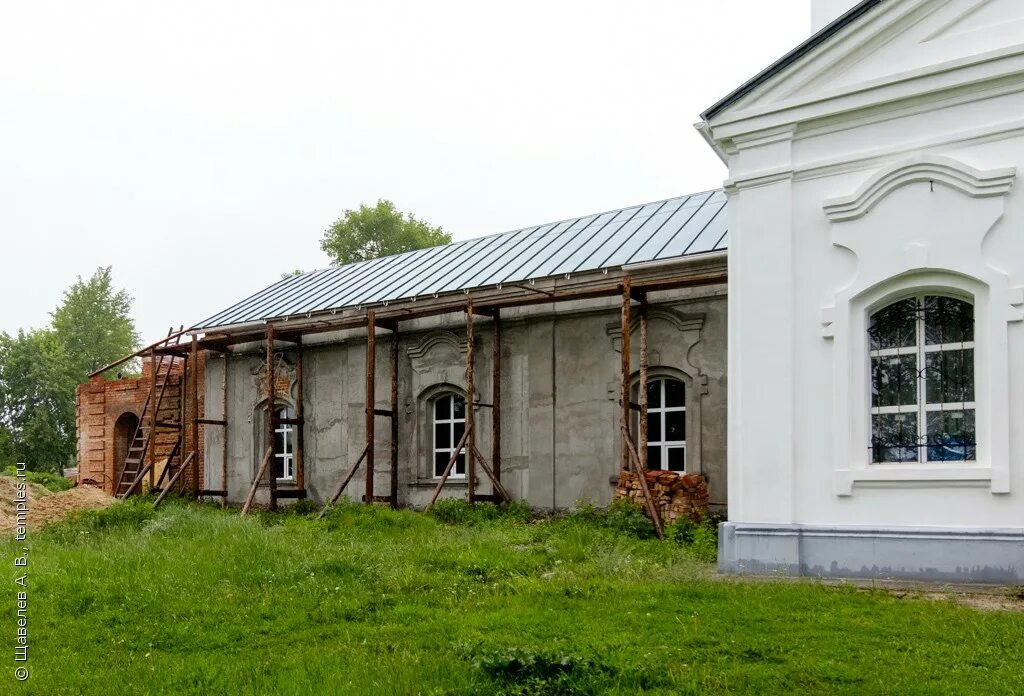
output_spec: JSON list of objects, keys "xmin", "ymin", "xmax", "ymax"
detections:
[{"xmin": 74, "ymin": 352, "xmax": 206, "ymax": 495}]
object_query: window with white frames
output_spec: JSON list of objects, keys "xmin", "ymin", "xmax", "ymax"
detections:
[
  {"xmin": 635, "ymin": 377, "xmax": 687, "ymax": 472},
  {"xmin": 273, "ymin": 406, "xmax": 296, "ymax": 481},
  {"xmin": 432, "ymin": 394, "xmax": 466, "ymax": 478},
  {"xmin": 868, "ymin": 295, "xmax": 976, "ymax": 463}
]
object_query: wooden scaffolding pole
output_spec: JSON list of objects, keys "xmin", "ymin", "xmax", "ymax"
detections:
[
  {"xmin": 149, "ymin": 347, "xmax": 157, "ymax": 489},
  {"xmin": 295, "ymin": 336, "xmax": 305, "ymax": 492},
  {"xmin": 389, "ymin": 325, "xmax": 399, "ymax": 508},
  {"xmin": 265, "ymin": 324, "xmax": 278, "ymax": 511},
  {"xmin": 365, "ymin": 311, "xmax": 376, "ymax": 504},
  {"xmin": 465, "ymin": 302, "xmax": 476, "ymax": 502},
  {"xmin": 638, "ymin": 296, "xmax": 649, "ymax": 471},
  {"xmin": 221, "ymin": 352, "xmax": 229, "ymax": 508},
  {"xmin": 491, "ymin": 309, "xmax": 501, "ymax": 485},
  {"xmin": 620, "ymin": 279, "xmax": 632, "ymax": 470},
  {"xmin": 190, "ymin": 335, "xmax": 200, "ymax": 496}
]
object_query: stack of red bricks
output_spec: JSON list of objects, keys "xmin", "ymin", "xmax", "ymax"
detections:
[{"xmin": 614, "ymin": 469, "xmax": 709, "ymax": 524}]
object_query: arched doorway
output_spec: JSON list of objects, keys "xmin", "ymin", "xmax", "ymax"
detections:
[{"xmin": 113, "ymin": 411, "xmax": 140, "ymax": 492}]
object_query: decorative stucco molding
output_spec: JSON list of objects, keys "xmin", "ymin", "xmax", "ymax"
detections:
[
  {"xmin": 405, "ymin": 330, "xmax": 467, "ymax": 361},
  {"xmin": 822, "ymin": 155, "xmax": 1016, "ymax": 222}
]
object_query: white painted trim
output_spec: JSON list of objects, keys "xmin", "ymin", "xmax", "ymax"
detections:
[{"xmin": 823, "ymin": 156, "xmax": 1016, "ymax": 221}]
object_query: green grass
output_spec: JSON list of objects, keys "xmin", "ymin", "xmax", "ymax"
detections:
[
  {"xmin": 3, "ymin": 466, "xmax": 73, "ymax": 492},
  {"xmin": 5, "ymin": 498, "xmax": 1022, "ymax": 695}
]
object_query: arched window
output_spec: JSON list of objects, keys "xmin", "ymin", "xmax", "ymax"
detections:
[
  {"xmin": 432, "ymin": 393, "xmax": 466, "ymax": 478},
  {"xmin": 272, "ymin": 405, "xmax": 296, "ymax": 481},
  {"xmin": 637, "ymin": 377, "xmax": 687, "ymax": 472},
  {"xmin": 868, "ymin": 295, "xmax": 975, "ymax": 463}
]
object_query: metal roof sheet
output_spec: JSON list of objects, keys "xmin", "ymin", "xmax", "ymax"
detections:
[{"xmin": 193, "ymin": 189, "xmax": 728, "ymax": 330}]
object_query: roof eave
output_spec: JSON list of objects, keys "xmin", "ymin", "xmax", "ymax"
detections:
[{"xmin": 699, "ymin": 0, "xmax": 883, "ymax": 123}]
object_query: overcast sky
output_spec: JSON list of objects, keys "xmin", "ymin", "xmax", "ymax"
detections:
[{"xmin": 0, "ymin": 1, "xmax": 809, "ymax": 344}]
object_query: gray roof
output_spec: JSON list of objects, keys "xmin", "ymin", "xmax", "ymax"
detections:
[{"xmin": 194, "ymin": 189, "xmax": 728, "ymax": 330}]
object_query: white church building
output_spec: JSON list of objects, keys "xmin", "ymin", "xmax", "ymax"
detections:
[{"xmin": 706, "ymin": 0, "xmax": 1024, "ymax": 581}]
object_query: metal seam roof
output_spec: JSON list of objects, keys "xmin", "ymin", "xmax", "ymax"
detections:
[{"xmin": 193, "ymin": 189, "xmax": 729, "ymax": 330}]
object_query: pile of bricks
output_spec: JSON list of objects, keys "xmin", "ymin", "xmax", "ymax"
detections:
[{"xmin": 614, "ymin": 469, "xmax": 709, "ymax": 524}]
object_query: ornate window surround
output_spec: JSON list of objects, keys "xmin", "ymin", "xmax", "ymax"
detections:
[{"xmin": 821, "ymin": 155, "xmax": 1019, "ymax": 496}]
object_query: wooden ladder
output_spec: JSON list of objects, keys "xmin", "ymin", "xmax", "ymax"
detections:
[{"xmin": 114, "ymin": 329, "xmax": 184, "ymax": 499}]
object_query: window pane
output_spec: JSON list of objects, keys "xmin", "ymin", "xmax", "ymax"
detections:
[
  {"xmin": 872, "ymin": 355, "xmax": 918, "ymax": 407},
  {"xmin": 434, "ymin": 451, "xmax": 449, "ymax": 477},
  {"xmin": 926, "ymin": 410, "xmax": 976, "ymax": 462},
  {"xmin": 871, "ymin": 413, "xmax": 919, "ymax": 463},
  {"xmin": 868, "ymin": 298, "xmax": 918, "ymax": 350},
  {"xmin": 274, "ymin": 456, "xmax": 285, "ymax": 480},
  {"xmin": 434, "ymin": 423, "xmax": 450, "ymax": 449},
  {"xmin": 452, "ymin": 395, "xmax": 466, "ymax": 419},
  {"xmin": 667, "ymin": 446, "xmax": 686, "ymax": 472},
  {"xmin": 665, "ymin": 411, "xmax": 685, "ymax": 442},
  {"xmin": 664, "ymin": 379, "xmax": 685, "ymax": 408},
  {"xmin": 646, "ymin": 413, "xmax": 661, "ymax": 442},
  {"xmin": 453, "ymin": 421, "xmax": 465, "ymax": 445},
  {"xmin": 274, "ymin": 428, "xmax": 286, "ymax": 455},
  {"xmin": 647, "ymin": 446, "xmax": 662, "ymax": 470},
  {"xmin": 925, "ymin": 349, "xmax": 975, "ymax": 404},
  {"xmin": 925, "ymin": 296, "xmax": 973, "ymax": 345},
  {"xmin": 454, "ymin": 452, "xmax": 466, "ymax": 476},
  {"xmin": 646, "ymin": 380, "xmax": 661, "ymax": 408},
  {"xmin": 434, "ymin": 396, "xmax": 449, "ymax": 420}
]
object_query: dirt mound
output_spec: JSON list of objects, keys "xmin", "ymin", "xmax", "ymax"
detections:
[{"xmin": 0, "ymin": 476, "xmax": 113, "ymax": 532}]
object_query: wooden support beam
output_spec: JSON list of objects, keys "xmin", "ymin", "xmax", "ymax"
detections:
[
  {"xmin": 149, "ymin": 347, "xmax": 157, "ymax": 490},
  {"xmin": 465, "ymin": 302, "xmax": 476, "ymax": 503},
  {"xmin": 190, "ymin": 335, "xmax": 200, "ymax": 496},
  {"xmin": 123, "ymin": 461, "xmax": 155, "ymax": 499},
  {"xmin": 473, "ymin": 445, "xmax": 512, "ymax": 504},
  {"xmin": 295, "ymin": 336, "xmax": 305, "ymax": 492},
  {"xmin": 492, "ymin": 309, "xmax": 501, "ymax": 485},
  {"xmin": 365, "ymin": 311, "xmax": 376, "ymax": 505},
  {"xmin": 425, "ymin": 426, "xmax": 472, "ymax": 510},
  {"xmin": 197, "ymin": 418, "xmax": 227, "ymax": 426},
  {"xmin": 273, "ymin": 417, "xmax": 305, "ymax": 425},
  {"xmin": 622, "ymin": 427, "xmax": 664, "ymax": 539},
  {"xmin": 318, "ymin": 444, "xmax": 370, "ymax": 518},
  {"xmin": 221, "ymin": 352, "xmax": 229, "ymax": 508},
  {"xmin": 265, "ymin": 325, "xmax": 277, "ymax": 511},
  {"xmin": 638, "ymin": 297, "xmax": 649, "ymax": 472},
  {"xmin": 620, "ymin": 280, "xmax": 632, "ymax": 470},
  {"xmin": 154, "ymin": 452, "xmax": 196, "ymax": 509},
  {"xmin": 151, "ymin": 436, "xmax": 182, "ymax": 494},
  {"xmin": 273, "ymin": 489, "xmax": 307, "ymax": 500},
  {"xmin": 241, "ymin": 447, "xmax": 273, "ymax": 516},
  {"xmin": 372, "ymin": 409, "xmax": 393, "ymax": 418},
  {"xmin": 389, "ymin": 325, "xmax": 399, "ymax": 509}
]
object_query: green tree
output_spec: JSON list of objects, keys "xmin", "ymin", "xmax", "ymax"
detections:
[
  {"xmin": 51, "ymin": 266, "xmax": 140, "ymax": 377},
  {"xmin": 0, "ymin": 267, "xmax": 139, "ymax": 473},
  {"xmin": 0, "ymin": 329, "xmax": 77, "ymax": 472},
  {"xmin": 320, "ymin": 199, "xmax": 451, "ymax": 266}
]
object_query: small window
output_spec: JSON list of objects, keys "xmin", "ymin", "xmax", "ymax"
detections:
[
  {"xmin": 636, "ymin": 377, "xmax": 687, "ymax": 472},
  {"xmin": 868, "ymin": 295, "xmax": 976, "ymax": 463},
  {"xmin": 432, "ymin": 394, "xmax": 466, "ymax": 478},
  {"xmin": 273, "ymin": 406, "xmax": 296, "ymax": 481}
]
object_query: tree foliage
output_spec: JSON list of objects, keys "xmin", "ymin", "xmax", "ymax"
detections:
[
  {"xmin": 51, "ymin": 266, "xmax": 140, "ymax": 377},
  {"xmin": 0, "ymin": 267, "xmax": 139, "ymax": 473},
  {"xmin": 320, "ymin": 199, "xmax": 451, "ymax": 266}
]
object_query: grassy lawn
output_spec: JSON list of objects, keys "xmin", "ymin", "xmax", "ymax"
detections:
[{"xmin": 6, "ymin": 498, "xmax": 1023, "ymax": 695}]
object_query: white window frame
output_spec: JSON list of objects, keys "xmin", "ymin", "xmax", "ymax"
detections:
[
  {"xmin": 273, "ymin": 406, "xmax": 296, "ymax": 482},
  {"xmin": 869, "ymin": 294, "xmax": 975, "ymax": 464},
  {"xmin": 432, "ymin": 394, "xmax": 466, "ymax": 479},
  {"xmin": 642, "ymin": 378, "xmax": 687, "ymax": 472}
]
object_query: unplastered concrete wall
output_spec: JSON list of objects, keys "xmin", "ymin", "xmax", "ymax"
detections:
[{"xmin": 204, "ymin": 286, "xmax": 728, "ymax": 510}]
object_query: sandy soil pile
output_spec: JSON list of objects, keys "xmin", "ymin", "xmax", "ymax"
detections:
[{"xmin": 0, "ymin": 476, "xmax": 113, "ymax": 532}]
